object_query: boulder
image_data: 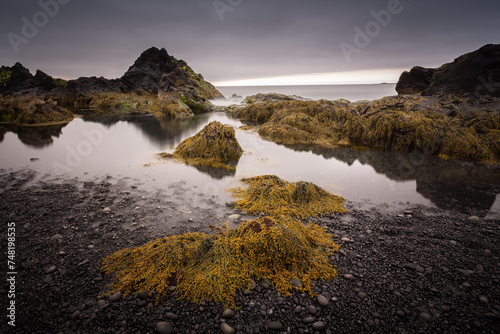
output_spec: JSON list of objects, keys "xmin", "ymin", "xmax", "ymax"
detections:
[
  {"xmin": 159, "ymin": 121, "xmax": 242, "ymax": 170},
  {"xmin": 395, "ymin": 66, "xmax": 434, "ymax": 95}
]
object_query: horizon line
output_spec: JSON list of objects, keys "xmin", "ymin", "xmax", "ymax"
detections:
[{"xmin": 212, "ymin": 68, "xmax": 405, "ymax": 87}]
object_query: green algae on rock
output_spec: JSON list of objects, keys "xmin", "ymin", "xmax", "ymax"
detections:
[
  {"xmin": 100, "ymin": 216, "xmax": 340, "ymax": 308},
  {"xmin": 159, "ymin": 121, "xmax": 243, "ymax": 170},
  {"xmin": 229, "ymin": 175, "xmax": 346, "ymax": 219}
]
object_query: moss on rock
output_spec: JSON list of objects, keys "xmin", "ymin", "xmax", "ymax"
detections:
[
  {"xmin": 229, "ymin": 175, "xmax": 346, "ymax": 218},
  {"xmin": 159, "ymin": 121, "xmax": 243, "ymax": 170}
]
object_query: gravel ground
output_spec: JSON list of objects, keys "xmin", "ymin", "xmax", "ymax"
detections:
[{"xmin": 0, "ymin": 169, "xmax": 499, "ymax": 334}]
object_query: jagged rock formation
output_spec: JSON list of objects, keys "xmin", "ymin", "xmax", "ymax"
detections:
[
  {"xmin": 396, "ymin": 44, "xmax": 500, "ymax": 97},
  {"xmin": 0, "ymin": 47, "xmax": 224, "ymax": 123},
  {"xmin": 0, "ymin": 63, "xmax": 67, "ymax": 94}
]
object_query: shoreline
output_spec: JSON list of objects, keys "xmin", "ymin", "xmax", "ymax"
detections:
[{"xmin": 0, "ymin": 168, "xmax": 498, "ymax": 333}]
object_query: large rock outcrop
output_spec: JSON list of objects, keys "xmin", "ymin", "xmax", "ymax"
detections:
[
  {"xmin": 396, "ymin": 44, "xmax": 500, "ymax": 97},
  {"xmin": 0, "ymin": 63, "xmax": 68, "ymax": 94},
  {"xmin": 0, "ymin": 47, "xmax": 224, "ymax": 122}
]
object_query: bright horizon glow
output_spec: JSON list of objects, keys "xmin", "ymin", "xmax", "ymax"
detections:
[{"xmin": 213, "ymin": 68, "xmax": 405, "ymax": 87}]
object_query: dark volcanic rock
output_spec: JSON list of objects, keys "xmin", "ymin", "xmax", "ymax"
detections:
[
  {"xmin": 1, "ymin": 46, "xmax": 223, "ymax": 102},
  {"xmin": 120, "ymin": 46, "xmax": 223, "ymax": 100},
  {"xmin": 1, "ymin": 46, "xmax": 224, "ymax": 122},
  {"xmin": 423, "ymin": 44, "xmax": 500, "ymax": 97},
  {"xmin": 397, "ymin": 44, "xmax": 500, "ymax": 97},
  {"xmin": 121, "ymin": 47, "xmax": 178, "ymax": 93},
  {"xmin": 395, "ymin": 66, "xmax": 434, "ymax": 95},
  {"xmin": 0, "ymin": 62, "xmax": 33, "ymax": 93},
  {"xmin": 66, "ymin": 76, "xmax": 124, "ymax": 95}
]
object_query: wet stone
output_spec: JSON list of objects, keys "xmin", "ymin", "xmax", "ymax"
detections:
[
  {"xmin": 222, "ymin": 309, "xmax": 235, "ymax": 318},
  {"xmin": 312, "ymin": 321, "xmax": 326, "ymax": 331},
  {"xmin": 479, "ymin": 296, "xmax": 489, "ymax": 304},
  {"xmin": 266, "ymin": 321, "xmax": 283, "ymax": 330},
  {"xmin": 109, "ymin": 292, "xmax": 122, "ymax": 303},
  {"xmin": 308, "ymin": 305, "xmax": 317, "ymax": 314},
  {"xmin": 317, "ymin": 294, "xmax": 329, "ymax": 307},
  {"xmin": 166, "ymin": 312, "xmax": 179, "ymax": 320},
  {"xmin": 220, "ymin": 323, "xmax": 235, "ymax": 334},
  {"xmin": 45, "ymin": 265, "xmax": 57, "ymax": 274},
  {"xmin": 419, "ymin": 313, "xmax": 432, "ymax": 322},
  {"xmin": 303, "ymin": 316, "xmax": 315, "ymax": 324},
  {"xmin": 156, "ymin": 322, "xmax": 173, "ymax": 334}
]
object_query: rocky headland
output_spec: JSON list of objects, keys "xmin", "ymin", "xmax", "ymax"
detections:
[
  {"xmin": 396, "ymin": 44, "xmax": 500, "ymax": 97},
  {"xmin": 0, "ymin": 47, "xmax": 223, "ymax": 125}
]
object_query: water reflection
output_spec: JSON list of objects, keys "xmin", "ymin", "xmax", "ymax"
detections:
[
  {"xmin": 0, "ymin": 113, "xmax": 498, "ymax": 216},
  {"xmin": 286, "ymin": 144, "xmax": 500, "ymax": 214},
  {"xmin": 0, "ymin": 126, "xmax": 6, "ymax": 143},
  {"xmin": 0, "ymin": 123, "xmax": 69, "ymax": 148},
  {"xmin": 82, "ymin": 114, "xmax": 211, "ymax": 149},
  {"xmin": 192, "ymin": 165, "xmax": 237, "ymax": 179}
]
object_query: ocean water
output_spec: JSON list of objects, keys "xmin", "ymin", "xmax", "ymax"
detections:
[{"xmin": 213, "ymin": 84, "xmax": 397, "ymax": 105}]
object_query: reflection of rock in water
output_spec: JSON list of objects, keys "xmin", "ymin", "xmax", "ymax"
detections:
[
  {"xmin": 4, "ymin": 123, "xmax": 68, "ymax": 148},
  {"xmin": 192, "ymin": 164, "xmax": 236, "ymax": 180},
  {"xmin": 82, "ymin": 114, "xmax": 211, "ymax": 148},
  {"xmin": 0, "ymin": 126, "xmax": 6, "ymax": 143},
  {"xmin": 284, "ymin": 144, "xmax": 500, "ymax": 214}
]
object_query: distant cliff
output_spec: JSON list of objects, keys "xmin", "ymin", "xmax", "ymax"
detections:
[{"xmin": 396, "ymin": 44, "xmax": 500, "ymax": 97}]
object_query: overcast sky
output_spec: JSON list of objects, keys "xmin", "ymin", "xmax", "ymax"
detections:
[{"xmin": 1, "ymin": 0, "xmax": 499, "ymax": 85}]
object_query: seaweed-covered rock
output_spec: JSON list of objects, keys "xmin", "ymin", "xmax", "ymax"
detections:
[
  {"xmin": 1, "ymin": 47, "xmax": 223, "ymax": 118},
  {"xmin": 101, "ymin": 215, "xmax": 340, "ymax": 308},
  {"xmin": 229, "ymin": 175, "xmax": 346, "ymax": 218},
  {"xmin": 12, "ymin": 98, "xmax": 73, "ymax": 125},
  {"xmin": 160, "ymin": 121, "xmax": 243, "ymax": 170},
  {"xmin": 244, "ymin": 93, "xmax": 311, "ymax": 104},
  {"xmin": 233, "ymin": 96, "xmax": 500, "ymax": 163},
  {"xmin": 258, "ymin": 110, "xmax": 338, "ymax": 146}
]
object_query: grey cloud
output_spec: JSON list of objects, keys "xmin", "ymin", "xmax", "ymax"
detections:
[{"xmin": 0, "ymin": 0, "xmax": 499, "ymax": 83}]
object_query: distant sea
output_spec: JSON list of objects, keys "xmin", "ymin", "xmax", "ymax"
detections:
[{"xmin": 214, "ymin": 84, "xmax": 397, "ymax": 105}]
